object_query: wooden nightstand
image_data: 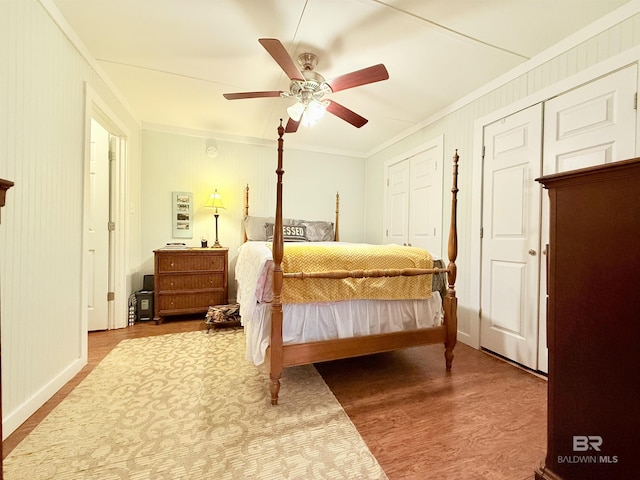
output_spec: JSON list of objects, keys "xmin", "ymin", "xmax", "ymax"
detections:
[{"xmin": 153, "ymin": 247, "xmax": 228, "ymax": 324}]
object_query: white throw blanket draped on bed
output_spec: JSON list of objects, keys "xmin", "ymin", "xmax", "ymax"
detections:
[{"xmin": 236, "ymin": 241, "xmax": 443, "ymax": 365}]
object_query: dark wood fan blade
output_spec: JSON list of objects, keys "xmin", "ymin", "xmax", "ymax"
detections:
[
  {"xmin": 326, "ymin": 101, "xmax": 368, "ymax": 128},
  {"xmin": 325, "ymin": 64, "xmax": 389, "ymax": 93},
  {"xmin": 285, "ymin": 117, "xmax": 300, "ymax": 133},
  {"xmin": 223, "ymin": 91, "xmax": 283, "ymax": 100},
  {"xmin": 258, "ymin": 38, "xmax": 304, "ymax": 81}
]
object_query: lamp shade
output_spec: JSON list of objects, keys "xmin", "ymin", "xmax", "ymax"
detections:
[
  {"xmin": 287, "ymin": 99, "xmax": 327, "ymax": 125},
  {"xmin": 301, "ymin": 100, "xmax": 326, "ymax": 126},
  {"xmin": 204, "ymin": 189, "xmax": 225, "ymax": 212},
  {"xmin": 287, "ymin": 102, "xmax": 305, "ymax": 122}
]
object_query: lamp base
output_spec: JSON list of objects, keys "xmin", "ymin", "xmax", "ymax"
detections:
[{"xmin": 213, "ymin": 213, "xmax": 222, "ymax": 248}]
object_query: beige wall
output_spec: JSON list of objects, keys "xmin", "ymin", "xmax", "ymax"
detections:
[
  {"xmin": 139, "ymin": 129, "xmax": 365, "ymax": 301},
  {"xmin": 0, "ymin": 0, "xmax": 142, "ymax": 437}
]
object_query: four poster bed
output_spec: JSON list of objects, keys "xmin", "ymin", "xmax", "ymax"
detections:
[{"xmin": 236, "ymin": 122, "xmax": 459, "ymax": 405}]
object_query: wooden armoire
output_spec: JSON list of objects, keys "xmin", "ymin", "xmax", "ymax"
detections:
[{"xmin": 535, "ymin": 158, "xmax": 640, "ymax": 479}]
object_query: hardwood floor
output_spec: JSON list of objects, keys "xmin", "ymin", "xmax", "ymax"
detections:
[
  {"xmin": 3, "ymin": 319, "xmax": 547, "ymax": 479},
  {"xmin": 316, "ymin": 342, "xmax": 547, "ymax": 479}
]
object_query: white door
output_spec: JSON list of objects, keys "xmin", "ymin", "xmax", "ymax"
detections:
[
  {"xmin": 480, "ymin": 103, "xmax": 543, "ymax": 370},
  {"xmin": 542, "ymin": 65, "xmax": 637, "ymax": 176},
  {"xmin": 538, "ymin": 65, "xmax": 638, "ymax": 372},
  {"xmin": 87, "ymin": 119, "xmax": 110, "ymax": 331},
  {"xmin": 385, "ymin": 137, "xmax": 444, "ymax": 254},
  {"xmin": 385, "ymin": 159, "xmax": 410, "ymax": 245},
  {"xmin": 108, "ymin": 135, "xmax": 118, "ymax": 329},
  {"xmin": 409, "ymin": 145, "xmax": 444, "ymax": 257}
]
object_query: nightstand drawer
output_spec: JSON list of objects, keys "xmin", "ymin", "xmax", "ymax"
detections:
[
  {"xmin": 157, "ymin": 292, "xmax": 226, "ymax": 312},
  {"xmin": 157, "ymin": 254, "xmax": 225, "ymax": 273},
  {"xmin": 156, "ymin": 272, "xmax": 224, "ymax": 291}
]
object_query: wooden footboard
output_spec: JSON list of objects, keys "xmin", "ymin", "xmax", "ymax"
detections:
[
  {"xmin": 268, "ymin": 121, "xmax": 459, "ymax": 405},
  {"xmin": 278, "ymin": 327, "xmax": 447, "ymax": 366}
]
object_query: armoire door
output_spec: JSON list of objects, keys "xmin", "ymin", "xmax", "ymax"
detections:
[{"xmin": 480, "ymin": 103, "xmax": 543, "ymax": 370}]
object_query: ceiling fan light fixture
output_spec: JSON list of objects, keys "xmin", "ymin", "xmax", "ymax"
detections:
[
  {"xmin": 288, "ymin": 99, "xmax": 327, "ymax": 126},
  {"xmin": 301, "ymin": 100, "xmax": 327, "ymax": 127},
  {"xmin": 287, "ymin": 101, "xmax": 305, "ymax": 122}
]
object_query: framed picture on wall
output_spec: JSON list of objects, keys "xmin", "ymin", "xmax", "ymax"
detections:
[{"xmin": 172, "ymin": 191, "xmax": 193, "ymax": 238}]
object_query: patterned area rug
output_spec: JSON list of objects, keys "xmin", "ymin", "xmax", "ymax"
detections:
[{"xmin": 4, "ymin": 329, "xmax": 387, "ymax": 479}]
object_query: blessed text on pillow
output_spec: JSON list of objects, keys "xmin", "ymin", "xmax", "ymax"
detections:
[{"xmin": 265, "ymin": 223, "xmax": 308, "ymax": 242}]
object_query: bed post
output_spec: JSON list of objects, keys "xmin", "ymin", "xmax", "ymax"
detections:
[
  {"xmin": 443, "ymin": 150, "xmax": 459, "ymax": 370},
  {"xmin": 270, "ymin": 121, "xmax": 286, "ymax": 405},
  {"xmin": 334, "ymin": 192, "xmax": 340, "ymax": 241},
  {"xmin": 243, "ymin": 184, "xmax": 249, "ymax": 242}
]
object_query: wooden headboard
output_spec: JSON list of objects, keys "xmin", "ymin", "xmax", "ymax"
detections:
[{"xmin": 243, "ymin": 184, "xmax": 340, "ymax": 242}]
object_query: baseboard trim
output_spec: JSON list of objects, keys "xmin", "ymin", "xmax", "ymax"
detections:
[{"xmin": 2, "ymin": 356, "xmax": 85, "ymax": 440}]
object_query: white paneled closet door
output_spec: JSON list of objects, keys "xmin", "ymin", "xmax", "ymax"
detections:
[
  {"xmin": 408, "ymin": 143, "xmax": 444, "ymax": 258},
  {"xmin": 479, "ymin": 65, "xmax": 637, "ymax": 373},
  {"xmin": 538, "ymin": 64, "xmax": 638, "ymax": 373},
  {"xmin": 385, "ymin": 160, "xmax": 410, "ymax": 245},
  {"xmin": 480, "ymin": 104, "xmax": 543, "ymax": 371},
  {"xmin": 384, "ymin": 136, "xmax": 444, "ymax": 257}
]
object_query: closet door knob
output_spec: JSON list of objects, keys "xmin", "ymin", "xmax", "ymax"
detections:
[{"xmin": 528, "ymin": 249, "xmax": 537, "ymax": 256}]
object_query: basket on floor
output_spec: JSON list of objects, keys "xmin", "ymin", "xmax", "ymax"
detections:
[{"xmin": 205, "ymin": 304, "xmax": 241, "ymax": 333}]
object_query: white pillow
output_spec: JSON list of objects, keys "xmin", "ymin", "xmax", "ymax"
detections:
[{"xmin": 295, "ymin": 220, "xmax": 335, "ymax": 241}]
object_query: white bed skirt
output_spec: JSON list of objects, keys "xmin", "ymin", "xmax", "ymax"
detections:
[{"xmin": 244, "ymin": 293, "xmax": 443, "ymax": 365}]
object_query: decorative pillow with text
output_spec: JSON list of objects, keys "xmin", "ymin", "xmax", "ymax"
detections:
[{"xmin": 265, "ymin": 223, "xmax": 308, "ymax": 242}]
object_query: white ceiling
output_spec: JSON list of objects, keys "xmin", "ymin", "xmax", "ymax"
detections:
[{"xmin": 52, "ymin": 0, "xmax": 632, "ymax": 157}]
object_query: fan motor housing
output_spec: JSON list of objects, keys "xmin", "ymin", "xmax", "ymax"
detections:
[{"xmin": 287, "ymin": 53, "xmax": 331, "ymax": 100}]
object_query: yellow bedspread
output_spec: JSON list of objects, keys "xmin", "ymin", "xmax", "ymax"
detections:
[{"xmin": 279, "ymin": 243, "xmax": 433, "ymax": 304}]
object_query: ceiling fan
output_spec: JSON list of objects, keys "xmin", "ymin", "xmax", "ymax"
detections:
[{"xmin": 223, "ymin": 38, "xmax": 389, "ymax": 133}]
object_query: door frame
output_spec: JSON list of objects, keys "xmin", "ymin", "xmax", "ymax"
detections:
[
  {"xmin": 469, "ymin": 49, "xmax": 640, "ymax": 350},
  {"xmin": 82, "ymin": 84, "xmax": 129, "ymax": 348}
]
